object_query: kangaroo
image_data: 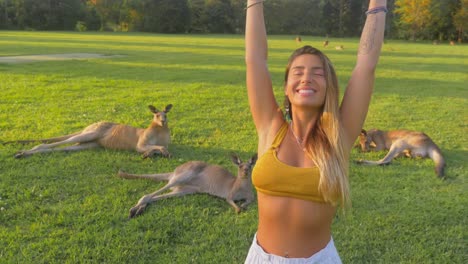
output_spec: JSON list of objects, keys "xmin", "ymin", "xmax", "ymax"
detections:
[
  {"xmin": 7, "ymin": 104, "xmax": 173, "ymax": 159},
  {"xmin": 323, "ymin": 34, "xmax": 329, "ymax": 48},
  {"xmin": 117, "ymin": 153, "xmax": 258, "ymax": 218},
  {"xmin": 323, "ymin": 40, "xmax": 329, "ymax": 48},
  {"xmin": 356, "ymin": 129, "xmax": 446, "ymax": 177},
  {"xmin": 295, "ymin": 36, "xmax": 302, "ymax": 44}
]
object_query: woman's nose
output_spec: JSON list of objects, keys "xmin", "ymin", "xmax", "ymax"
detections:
[
  {"xmin": 301, "ymin": 76, "xmax": 312, "ymax": 84},
  {"xmin": 301, "ymin": 70, "xmax": 314, "ymax": 83}
]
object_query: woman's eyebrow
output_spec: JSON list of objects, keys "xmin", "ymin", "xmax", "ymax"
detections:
[
  {"xmin": 291, "ymin": 66, "xmax": 323, "ymax": 70},
  {"xmin": 291, "ymin": 66, "xmax": 305, "ymax": 70}
]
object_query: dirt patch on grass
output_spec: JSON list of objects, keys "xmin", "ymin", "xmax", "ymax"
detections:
[{"xmin": 0, "ymin": 53, "xmax": 124, "ymax": 64}]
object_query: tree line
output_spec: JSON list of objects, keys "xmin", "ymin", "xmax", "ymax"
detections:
[{"xmin": 0, "ymin": 0, "xmax": 466, "ymax": 42}]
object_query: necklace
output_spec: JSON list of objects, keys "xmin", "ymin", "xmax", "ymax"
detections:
[{"xmin": 289, "ymin": 122, "xmax": 306, "ymax": 152}]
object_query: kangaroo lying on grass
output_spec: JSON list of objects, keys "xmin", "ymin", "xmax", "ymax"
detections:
[
  {"xmin": 117, "ymin": 153, "xmax": 258, "ymax": 218},
  {"xmin": 356, "ymin": 129, "xmax": 446, "ymax": 177},
  {"xmin": 6, "ymin": 104, "xmax": 173, "ymax": 159}
]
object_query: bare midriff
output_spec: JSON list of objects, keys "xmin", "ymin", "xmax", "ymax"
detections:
[{"xmin": 255, "ymin": 192, "xmax": 336, "ymax": 258}]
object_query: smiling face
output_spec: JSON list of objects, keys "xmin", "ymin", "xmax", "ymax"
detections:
[
  {"xmin": 285, "ymin": 54, "xmax": 327, "ymax": 111},
  {"xmin": 283, "ymin": 46, "xmax": 339, "ymax": 120}
]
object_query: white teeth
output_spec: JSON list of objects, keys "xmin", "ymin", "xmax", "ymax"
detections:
[{"xmin": 297, "ymin": 89, "xmax": 315, "ymax": 94}]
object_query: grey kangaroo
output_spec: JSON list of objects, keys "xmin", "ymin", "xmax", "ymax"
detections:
[
  {"xmin": 117, "ymin": 153, "xmax": 258, "ymax": 218},
  {"xmin": 357, "ymin": 129, "xmax": 446, "ymax": 177},
  {"xmin": 7, "ymin": 104, "xmax": 172, "ymax": 159}
]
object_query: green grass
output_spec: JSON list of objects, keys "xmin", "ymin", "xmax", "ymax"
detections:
[{"xmin": 0, "ymin": 31, "xmax": 466, "ymax": 263}]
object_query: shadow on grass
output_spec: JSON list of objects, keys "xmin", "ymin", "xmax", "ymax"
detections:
[{"xmin": 2, "ymin": 57, "xmax": 465, "ymax": 100}]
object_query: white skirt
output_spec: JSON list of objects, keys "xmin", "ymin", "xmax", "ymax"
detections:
[{"xmin": 244, "ymin": 233, "xmax": 342, "ymax": 264}]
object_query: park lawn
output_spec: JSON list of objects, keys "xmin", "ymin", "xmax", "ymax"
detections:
[{"xmin": 0, "ymin": 31, "xmax": 466, "ymax": 263}]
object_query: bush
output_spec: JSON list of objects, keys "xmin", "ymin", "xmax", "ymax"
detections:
[{"xmin": 75, "ymin": 21, "xmax": 87, "ymax": 32}]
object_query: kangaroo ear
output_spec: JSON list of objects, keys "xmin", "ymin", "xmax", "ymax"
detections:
[
  {"xmin": 250, "ymin": 153, "xmax": 258, "ymax": 165},
  {"xmin": 230, "ymin": 153, "xmax": 241, "ymax": 165},
  {"xmin": 148, "ymin": 105, "xmax": 158, "ymax": 113},
  {"xmin": 360, "ymin": 129, "xmax": 367, "ymax": 136},
  {"xmin": 164, "ymin": 104, "xmax": 173, "ymax": 113}
]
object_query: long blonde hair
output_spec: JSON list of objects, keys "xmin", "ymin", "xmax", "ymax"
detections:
[{"xmin": 284, "ymin": 45, "xmax": 350, "ymax": 210}]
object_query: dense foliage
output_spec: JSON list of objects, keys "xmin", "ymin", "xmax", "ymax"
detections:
[{"xmin": 0, "ymin": 0, "xmax": 466, "ymax": 41}]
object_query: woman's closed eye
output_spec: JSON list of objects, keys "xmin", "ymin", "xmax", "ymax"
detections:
[
  {"xmin": 292, "ymin": 70, "xmax": 303, "ymax": 76},
  {"xmin": 313, "ymin": 69, "xmax": 324, "ymax": 76}
]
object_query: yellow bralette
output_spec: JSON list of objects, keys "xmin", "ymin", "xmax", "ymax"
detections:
[{"xmin": 252, "ymin": 122, "xmax": 326, "ymax": 203}]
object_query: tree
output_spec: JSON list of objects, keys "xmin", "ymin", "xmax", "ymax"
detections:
[
  {"xmin": 188, "ymin": 0, "xmax": 207, "ymax": 33},
  {"xmin": 203, "ymin": 0, "xmax": 234, "ymax": 33},
  {"xmin": 83, "ymin": 1, "xmax": 101, "ymax": 30},
  {"xmin": 453, "ymin": 0, "xmax": 468, "ymax": 42},
  {"xmin": 0, "ymin": 0, "xmax": 11, "ymax": 29},
  {"xmin": 321, "ymin": 0, "xmax": 339, "ymax": 36},
  {"xmin": 229, "ymin": 0, "xmax": 245, "ymax": 33},
  {"xmin": 341, "ymin": 0, "xmax": 366, "ymax": 37},
  {"xmin": 394, "ymin": 0, "xmax": 432, "ymax": 40},
  {"xmin": 139, "ymin": 0, "xmax": 190, "ymax": 33},
  {"xmin": 428, "ymin": 0, "xmax": 460, "ymax": 41},
  {"xmin": 279, "ymin": 0, "xmax": 322, "ymax": 35}
]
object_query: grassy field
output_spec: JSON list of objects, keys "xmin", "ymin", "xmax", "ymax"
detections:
[{"xmin": 0, "ymin": 31, "xmax": 466, "ymax": 263}]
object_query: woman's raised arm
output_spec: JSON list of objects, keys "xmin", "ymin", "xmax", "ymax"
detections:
[
  {"xmin": 245, "ymin": 0, "xmax": 278, "ymax": 135},
  {"xmin": 340, "ymin": 0, "xmax": 387, "ymax": 148}
]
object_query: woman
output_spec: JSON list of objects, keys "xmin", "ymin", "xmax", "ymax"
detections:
[{"xmin": 244, "ymin": 0, "xmax": 387, "ymax": 263}]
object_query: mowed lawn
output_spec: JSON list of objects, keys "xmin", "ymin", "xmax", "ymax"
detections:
[{"xmin": 0, "ymin": 31, "xmax": 466, "ymax": 263}]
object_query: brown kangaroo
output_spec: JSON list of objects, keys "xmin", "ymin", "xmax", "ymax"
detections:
[
  {"xmin": 357, "ymin": 129, "xmax": 446, "ymax": 177},
  {"xmin": 7, "ymin": 104, "xmax": 173, "ymax": 159},
  {"xmin": 117, "ymin": 153, "xmax": 258, "ymax": 218},
  {"xmin": 323, "ymin": 40, "xmax": 329, "ymax": 48},
  {"xmin": 295, "ymin": 36, "xmax": 302, "ymax": 44}
]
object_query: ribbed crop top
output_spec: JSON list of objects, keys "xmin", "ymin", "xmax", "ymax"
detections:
[{"xmin": 252, "ymin": 122, "xmax": 326, "ymax": 203}]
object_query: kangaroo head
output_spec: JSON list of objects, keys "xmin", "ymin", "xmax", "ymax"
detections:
[
  {"xmin": 148, "ymin": 104, "xmax": 173, "ymax": 127},
  {"xmin": 359, "ymin": 128, "xmax": 380, "ymax": 152},
  {"xmin": 359, "ymin": 129, "xmax": 372, "ymax": 152},
  {"xmin": 231, "ymin": 153, "xmax": 258, "ymax": 179}
]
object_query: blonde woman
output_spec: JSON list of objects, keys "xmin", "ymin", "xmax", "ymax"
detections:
[{"xmin": 244, "ymin": 0, "xmax": 387, "ymax": 263}]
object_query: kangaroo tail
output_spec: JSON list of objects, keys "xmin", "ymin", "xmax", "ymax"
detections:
[
  {"xmin": 3, "ymin": 132, "xmax": 81, "ymax": 145},
  {"xmin": 428, "ymin": 146, "xmax": 445, "ymax": 178}
]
